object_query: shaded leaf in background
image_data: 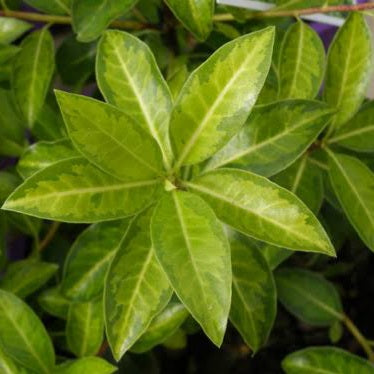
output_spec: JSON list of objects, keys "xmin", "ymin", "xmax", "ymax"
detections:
[
  {"xmin": 12, "ymin": 28, "xmax": 55, "ymax": 127},
  {"xmin": 0, "ymin": 44, "xmax": 20, "ymax": 64},
  {"xmin": 105, "ymin": 208, "xmax": 172, "ymax": 361},
  {"xmin": 0, "ymin": 17, "xmax": 31, "ymax": 44},
  {"xmin": 152, "ymin": 191, "xmax": 231, "ymax": 347},
  {"xmin": 38, "ymin": 287, "xmax": 70, "ymax": 319},
  {"xmin": 170, "ymin": 27, "xmax": 274, "ymax": 168},
  {"xmin": 24, "ymin": 0, "xmax": 71, "ymax": 15},
  {"xmin": 275, "ymin": 268, "xmax": 343, "ymax": 326},
  {"xmin": 229, "ymin": 235, "xmax": 276, "ymax": 353},
  {"xmin": 185, "ymin": 169, "xmax": 335, "ymax": 255},
  {"xmin": 55, "ymin": 357, "xmax": 116, "ymax": 374},
  {"xmin": 206, "ymin": 100, "xmax": 333, "ymax": 177}
]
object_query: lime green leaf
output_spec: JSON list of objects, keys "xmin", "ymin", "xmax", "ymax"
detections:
[
  {"xmin": 162, "ymin": 329, "xmax": 187, "ymax": 350},
  {"xmin": 170, "ymin": 27, "xmax": 275, "ymax": 169},
  {"xmin": 206, "ymin": 100, "xmax": 333, "ymax": 177},
  {"xmin": 168, "ymin": 63, "xmax": 189, "ymax": 101},
  {"xmin": 105, "ymin": 208, "xmax": 172, "ymax": 361},
  {"xmin": 56, "ymin": 91, "xmax": 165, "ymax": 181},
  {"xmin": 278, "ymin": 21, "xmax": 324, "ymax": 99},
  {"xmin": 17, "ymin": 139, "xmax": 80, "ymax": 179},
  {"xmin": 24, "ymin": 0, "xmax": 71, "ymax": 15},
  {"xmin": 328, "ymin": 101, "xmax": 374, "ymax": 152},
  {"xmin": 324, "ymin": 13, "xmax": 373, "ymax": 129},
  {"xmin": 62, "ymin": 219, "xmax": 131, "ymax": 301},
  {"xmin": 55, "ymin": 357, "xmax": 116, "ymax": 374},
  {"xmin": 282, "ymin": 347, "xmax": 374, "ymax": 373},
  {"xmin": 257, "ymin": 64, "xmax": 278, "ymax": 105},
  {"xmin": 66, "ymin": 299, "xmax": 104, "ymax": 357},
  {"xmin": 0, "ymin": 345, "xmax": 20, "ymax": 374},
  {"xmin": 0, "ymin": 17, "xmax": 31, "ymax": 44},
  {"xmin": 72, "ymin": 0, "xmax": 138, "ymax": 42},
  {"xmin": 0, "ymin": 259, "xmax": 58, "ymax": 298},
  {"xmin": 151, "ymin": 190, "xmax": 231, "ymax": 346},
  {"xmin": 96, "ymin": 30, "xmax": 173, "ymax": 168},
  {"xmin": 229, "ymin": 235, "xmax": 276, "ymax": 353},
  {"xmin": 327, "ymin": 150, "xmax": 374, "ymax": 252},
  {"xmin": 273, "ymin": 155, "xmax": 324, "ymax": 214},
  {"xmin": 262, "ymin": 244, "xmax": 292, "ymax": 270},
  {"xmin": 38, "ymin": 287, "xmax": 70, "ymax": 319},
  {"xmin": 0, "ymin": 44, "xmax": 20, "ymax": 64},
  {"xmin": 0, "ymin": 290, "xmax": 55, "ymax": 373},
  {"xmin": 2, "ymin": 158, "xmax": 163, "ymax": 223},
  {"xmin": 131, "ymin": 301, "xmax": 189, "ymax": 353},
  {"xmin": 165, "ymin": 0, "xmax": 214, "ymax": 41},
  {"xmin": 185, "ymin": 169, "xmax": 334, "ymax": 255},
  {"xmin": 12, "ymin": 28, "xmax": 55, "ymax": 127},
  {"xmin": 275, "ymin": 268, "xmax": 343, "ymax": 326}
]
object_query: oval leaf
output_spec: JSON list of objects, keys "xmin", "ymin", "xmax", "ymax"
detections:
[
  {"xmin": 38, "ymin": 287, "xmax": 70, "ymax": 320},
  {"xmin": 151, "ymin": 190, "xmax": 231, "ymax": 346},
  {"xmin": 24, "ymin": 0, "xmax": 71, "ymax": 15},
  {"xmin": 0, "ymin": 17, "xmax": 31, "ymax": 44},
  {"xmin": 56, "ymin": 357, "xmax": 116, "ymax": 374},
  {"xmin": 170, "ymin": 27, "xmax": 275, "ymax": 169},
  {"xmin": 185, "ymin": 169, "xmax": 335, "ymax": 255},
  {"xmin": 275, "ymin": 268, "xmax": 343, "ymax": 326}
]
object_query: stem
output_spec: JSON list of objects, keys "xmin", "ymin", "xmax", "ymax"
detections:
[
  {"xmin": 39, "ymin": 221, "xmax": 61, "ymax": 252},
  {"xmin": 343, "ymin": 314, "xmax": 374, "ymax": 362}
]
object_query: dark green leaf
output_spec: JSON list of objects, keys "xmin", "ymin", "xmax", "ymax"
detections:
[{"xmin": 38, "ymin": 287, "xmax": 70, "ymax": 319}]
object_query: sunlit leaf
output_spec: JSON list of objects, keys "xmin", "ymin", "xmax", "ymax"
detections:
[
  {"xmin": 55, "ymin": 357, "xmax": 116, "ymax": 374},
  {"xmin": 0, "ymin": 17, "xmax": 31, "ymax": 44},
  {"xmin": 38, "ymin": 287, "xmax": 70, "ymax": 320}
]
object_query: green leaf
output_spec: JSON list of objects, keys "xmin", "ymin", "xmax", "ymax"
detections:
[
  {"xmin": 168, "ymin": 63, "xmax": 189, "ymax": 101},
  {"xmin": 105, "ymin": 208, "xmax": 172, "ymax": 361},
  {"xmin": 170, "ymin": 27, "xmax": 275, "ymax": 169},
  {"xmin": 96, "ymin": 30, "xmax": 173, "ymax": 168},
  {"xmin": 151, "ymin": 190, "xmax": 231, "ymax": 346},
  {"xmin": 0, "ymin": 290, "xmax": 55, "ymax": 373},
  {"xmin": 256, "ymin": 64, "xmax": 278, "ymax": 105},
  {"xmin": 12, "ymin": 28, "xmax": 55, "ymax": 127},
  {"xmin": 131, "ymin": 301, "xmax": 189, "ymax": 353},
  {"xmin": 56, "ymin": 91, "xmax": 165, "ymax": 182},
  {"xmin": 24, "ymin": 0, "xmax": 71, "ymax": 15},
  {"xmin": 165, "ymin": 0, "xmax": 214, "ymax": 41},
  {"xmin": 55, "ymin": 357, "xmax": 116, "ymax": 374},
  {"xmin": 17, "ymin": 139, "xmax": 80, "ymax": 179},
  {"xmin": 2, "ymin": 158, "xmax": 163, "ymax": 223},
  {"xmin": 324, "ymin": 13, "xmax": 373, "ymax": 129},
  {"xmin": 0, "ymin": 345, "xmax": 20, "ymax": 374},
  {"xmin": 282, "ymin": 347, "xmax": 374, "ymax": 373},
  {"xmin": 206, "ymin": 100, "xmax": 333, "ymax": 177},
  {"xmin": 229, "ymin": 235, "xmax": 276, "ymax": 353},
  {"xmin": 62, "ymin": 219, "xmax": 131, "ymax": 301},
  {"xmin": 262, "ymin": 243, "xmax": 292, "ymax": 270},
  {"xmin": 275, "ymin": 268, "xmax": 343, "ymax": 326},
  {"xmin": 72, "ymin": 0, "xmax": 138, "ymax": 42},
  {"xmin": 0, "ymin": 171, "xmax": 20, "ymax": 205},
  {"xmin": 0, "ymin": 259, "xmax": 58, "ymax": 298},
  {"xmin": 273, "ymin": 155, "xmax": 324, "ymax": 214},
  {"xmin": 66, "ymin": 299, "xmax": 104, "ymax": 357},
  {"xmin": 185, "ymin": 169, "xmax": 335, "ymax": 255},
  {"xmin": 327, "ymin": 150, "xmax": 374, "ymax": 252},
  {"xmin": 0, "ymin": 17, "xmax": 31, "ymax": 44},
  {"xmin": 38, "ymin": 287, "xmax": 70, "ymax": 319},
  {"xmin": 278, "ymin": 21, "xmax": 324, "ymax": 99},
  {"xmin": 0, "ymin": 44, "xmax": 20, "ymax": 64},
  {"xmin": 328, "ymin": 101, "xmax": 374, "ymax": 152}
]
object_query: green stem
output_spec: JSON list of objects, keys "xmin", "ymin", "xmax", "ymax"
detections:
[{"xmin": 39, "ymin": 221, "xmax": 61, "ymax": 252}]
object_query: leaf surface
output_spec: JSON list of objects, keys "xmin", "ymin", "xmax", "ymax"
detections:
[
  {"xmin": 55, "ymin": 357, "xmax": 116, "ymax": 374},
  {"xmin": 0, "ymin": 17, "xmax": 31, "ymax": 44},
  {"xmin": 38, "ymin": 287, "xmax": 70, "ymax": 320},
  {"xmin": 24, "ymin": 0, "xmax": 71, "ymax": 15}
]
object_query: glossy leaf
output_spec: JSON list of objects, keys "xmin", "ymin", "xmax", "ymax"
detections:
[
  {"xmin": 55, "ymin": 357, "xmax": 116, "ymax": 374},
  {"xmin": 185, "ymin": 169, "xmax": 335, "ymax": 255},
  {"xmin": 328, "ymin": 101, "xmax": 374, "ymax": 152},
  {"xmin": 131, "ymin": 301, "xmax": 189, "ymax": 353},
  {"xmin": 282, "ymin": 347, "xmax": 374, "ymax": 374},
  {"xmin": 38, "ymin": 287, "xmax": 70, "ymax": 319},
  {"xmin": 24, "ymin": 0, "xmax": 71, "ymax": 15},
  {"xmin": 229, "ymin": 235, "xmax": 276, "ymax": 353},
  {"xmin": 0, "ymin": 17, "xmax": 31, "ymax": 44},
  {"xmin": 151, "ymin": 190, "xmax": 231, "ymax": 346},
  {"xmin": 324, "ymin": 13, "xmax": 373, "ymax": 129},
  {"xmin": 17, "ymin": 139, "xmax": 80, "ymax": 179},
  {"xmin": 0, "ymin": 290, "xmax": 55, "ymax": 373},
  {"xmin": 3, "ymin": 158, "xmax": 163, "ymax": 223},
  {"xmin": 72, "ymin": 0, "xmax": 138, "ymax": 42},
  {"xmin": 12, "ymin": 28, "xmax": 55, "ymax": 127},
  {"xmin": 273, "ymin": 155, "xmax": 324, "ymax": 214},
  {"xmin": 165, "ymin": 0, "xmax": 214, "ymax": 41},
  {"xmin": 0, "ymin": 259, "xmax": 58, "ymax": 298},
  {"xmin": 278, "ymin": 21, "xmax": 324, "ymax": 99},
  {"xmin": 96, "ymin": 30, "xmax": 173, "ymax": 168},
  {"xmin": 62, "ymin": 219, "xmax": 131, "ymax": 301},
  {"xmin": 206, "ymin": 100, "xmax": 333, "ymax": 177},
  {"xmin": 327, "ymin": 151, "xmax": 374, "ymax": 252},
  {"xmin": 170, "ymin": 27, "xmax": 275, "ymax": 169},
  {"xmin": 56, "ymin": 91, "xmax": 165, "ymax": 182},
  {"xmin": 0, "ymin": 345, "xmax": 20, "ymax": 374},
  {"xmin": 67, "ymin": 299, "xmax": 104, "ymax": 357},
  {"xmin": 105, "ymin": 208, "xmax": 172, "ymax": 361},
  {"xmin": 275, "ymin": 268, "xmax": 343, "ymax": 326}
]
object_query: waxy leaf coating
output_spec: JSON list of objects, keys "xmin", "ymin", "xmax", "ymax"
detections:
[{"xmin": 0, "ymin": 17, "xmax": 31, "ymax": 44}]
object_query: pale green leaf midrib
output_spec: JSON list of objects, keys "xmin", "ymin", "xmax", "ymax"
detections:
[
  {"xmin": 80, "ymin": 303, "xmax": 92, "ymax": 356},
  {"xmin": 328, "ymin": 124, "xmax": 374, "ymax": 143},
  {"xmin": 77, "ymin": 0, "xmax": 108, "ymax": 35}
]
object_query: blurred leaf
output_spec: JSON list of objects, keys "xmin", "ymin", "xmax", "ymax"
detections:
[
  {"xmin": 55, "ymin": 357, "xmax": 116, "ymax": 374},
  {"xmin": 0, "ymin": 17, "xmax": 31, "ymax": 44},
  {"xmin": 262, "ymin": 243, "xmax": 292, "ymax": 270},
  {"xmin": 162, "ymin": 329, "xmax": 187, "ymax": 350},
  {"xmin": 0, "ymin": 345, "xmax": 20, "ymax": 373},
  {"xmin": 167, "ymin": 62, "xmax": 189, "ymax": 101},
  {"xmin": 329, "ymin": 320, "xmax": 343, "ymax": 344},
  {"xmin": 0, "ymin": 44, "xmax": 20, "ymax": 64},
  {"xmin": 38, "ymin": 287, "xmax": 70, "ymax": 319},
  {"xmin": 256, "ymin": 64, "xmax": 278, "ymax": 105},
  {"xmin": 24, "ymin": 0, "xmax": 71, "ymax": 15}
]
